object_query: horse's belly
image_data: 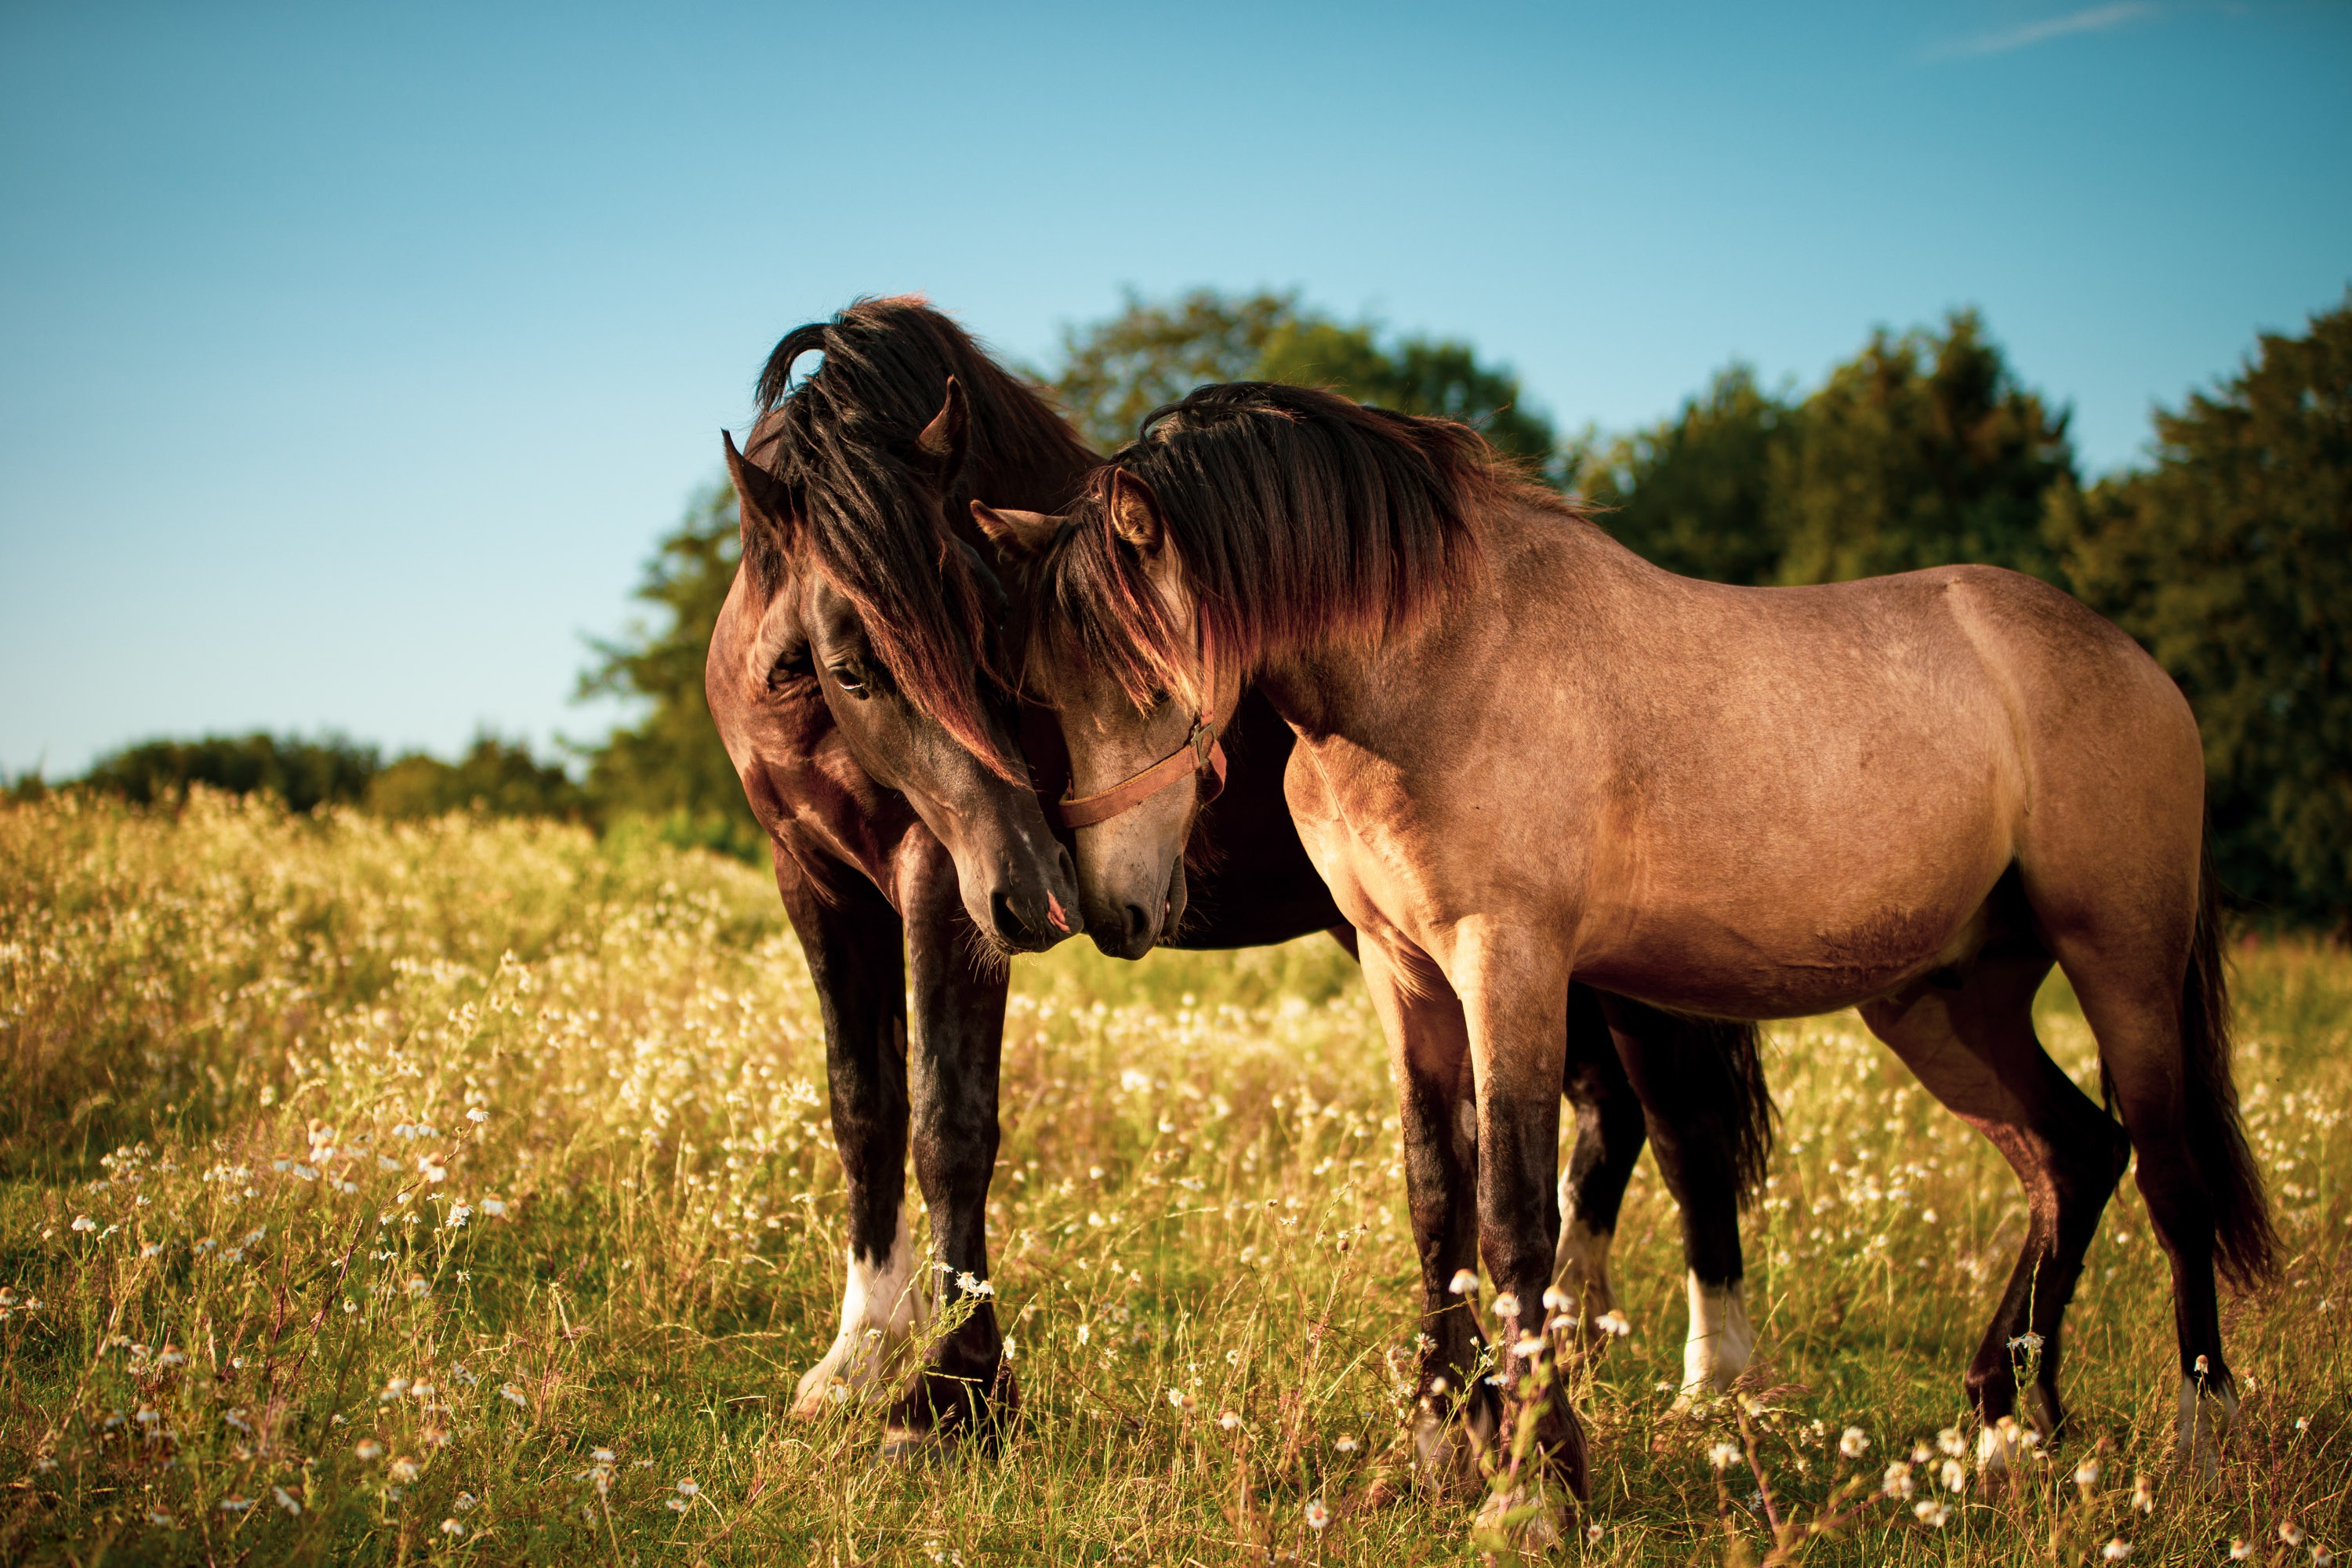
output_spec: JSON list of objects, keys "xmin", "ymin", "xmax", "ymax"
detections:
[{"xmin": 1577, "ymin": 856, "xmax": 2006, "ymax": 1020}]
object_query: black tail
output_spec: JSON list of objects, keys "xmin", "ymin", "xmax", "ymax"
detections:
[
  {"xmin": 2185, "ymin": 840, "xmax": 2280, "ymax": 1290},
  {"xmin": 1612, "ymin": 1001, "xmax": 1777, "ymax": 1207}
]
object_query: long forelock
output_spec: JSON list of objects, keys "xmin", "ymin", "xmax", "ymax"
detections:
[{"xmin": 744, "ymin": 297, "xmax": 1094, "ymax": 782}]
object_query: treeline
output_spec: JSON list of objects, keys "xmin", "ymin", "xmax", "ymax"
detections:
[
  {"xmin": 27, "ymin": 731, "xmax": 587, "ymax": 825},
  {"xmin": 31, "ymin": 289, "xmax": 2348, "ymax": 928}
]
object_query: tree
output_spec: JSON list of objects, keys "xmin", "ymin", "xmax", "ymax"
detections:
[
  {"xmin": 577, "ymin": 483, "xmax": 764, "ymax": 860},
  {"xmin": 1257, "ymin": 318, "xmax": 1557, "ymax": 469},
  {"xmin": 79, "ymin": 732, "xmax": 380, "ymax": 813},
  {"xmin": 1577, "ymin": 365, "xmax": 1793, "ymax": 585},
  {"xmin": 1054, "ymin": 289, "xmax": 1556, "ymax": 466},
  {"xmin": 1770, "ymin": 310, "xmax": 2074, "ymax": 586},
  {"xmin": 365, "ymin": 734, "xmax": 586, "ymax": 821},
  {"xmin": 2053, "ymin": 294, "xmax": 2352, "ymax": 928},
  {"xmin": 1054, "ymin": 289, "xmax": 1298, "ymax": 452}
]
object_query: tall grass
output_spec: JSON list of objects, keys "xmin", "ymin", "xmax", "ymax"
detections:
[{"xmin": 2, "ymin": 792, "xmax": 2346, "ymax": 1564}]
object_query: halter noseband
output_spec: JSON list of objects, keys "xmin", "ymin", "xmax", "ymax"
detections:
[{"xmin": 1050, "ymin": 621, "xmax": 1227, "ymax": 829}]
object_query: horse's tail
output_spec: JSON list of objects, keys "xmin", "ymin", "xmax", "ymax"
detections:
[
  {"xmin": 2183, "ymin": 837, "xmax": 2280, "ymax": 1290},
  {"xmin": 1620, "ymin": 1004, "xmax": 1777, "ymax": 1208}
]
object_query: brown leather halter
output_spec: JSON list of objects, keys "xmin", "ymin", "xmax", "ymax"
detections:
[{"xmin": 1050, "ymin": 621, "xmax": 1227, "ymax": 829}]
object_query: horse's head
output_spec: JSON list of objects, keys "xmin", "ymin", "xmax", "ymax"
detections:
[
  {"xmin": 976, "ymin": 472, "xmax": 1240, "ymax": 960},
  {"xmin": 708, "ymin": 377, "xmax": 1081, "ymax": 953}
]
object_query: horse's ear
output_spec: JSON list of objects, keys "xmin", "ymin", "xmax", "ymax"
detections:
[
  {"xmin": 1108, "ymin": 471, "xmax": 1164, "ymax": 555},
  {"xmin": 723, "ymin": 430, "xmax": 797, "ymax": 551},
  {"xmin": 971, "ymin": 499, "xmax": 1065, "ymax": 560},
  {"xmin": 915, "ymin": 376, "xmax": 970, "ymax": 487}
]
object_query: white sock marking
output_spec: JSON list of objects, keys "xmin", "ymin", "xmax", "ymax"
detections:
[
  {"xmin": 791, "ymin": 1209, "xmax": 927, "ymax": 1416},
  {"xmin": 1678, "ymin": 1272, "xmax": 1753, "ymax": 1400},
  {"xmin": 2176, "ymin": 1374, "xmax": 2238, "ymax": 1486}
]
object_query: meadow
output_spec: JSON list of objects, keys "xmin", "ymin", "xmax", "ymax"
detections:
[{"xmin": 2, "ymin": 792, "xmax": 2347, "ymax": 1566}]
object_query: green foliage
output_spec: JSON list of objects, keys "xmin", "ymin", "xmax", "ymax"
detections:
[
  {"xmin": 1256, "ymin": 318, "xmax": 1557, "ymax": 468},
  {"xmin": 1579, "ymin": 365, "xmax": 1795, "ymax": 585},
  {"xmin": 1769, "ymin": 310, "xmax": 2074, "ymax": 586},
  {"xmin": 2053, "ymin": 293, "xmax": 2352, "ymax": 929},
  {"xmin": 366, "ymin": 733, "xmax": 587, "ymax": 822},
  {"xmin": 1053, "ymin": 289, "xmax": 1556, "ymax": 466},
  {"xmin": 1053, "ymin": 288, "xmax": 1299, "ymax": 452},
  {"xmin": 1579, "ymin": 313, "xmax": 2074, "ymax": 587},
  {"xmin": 78, "ymin": 731, "xmax": 381, "ymax": 813},
  {"xmin": 577, "ymin": 482, "xmax": 764, "ymax": 862}
]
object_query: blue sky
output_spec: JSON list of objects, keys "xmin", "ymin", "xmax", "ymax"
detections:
[{"xmin": 3, "ymin": 1, "xmax": 2347, "ymax": 776}]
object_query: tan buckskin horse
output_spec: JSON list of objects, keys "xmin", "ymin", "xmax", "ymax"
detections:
[{"xmin": 980, "ymin": 380, "xmax": 2276, "ymax": 1511}]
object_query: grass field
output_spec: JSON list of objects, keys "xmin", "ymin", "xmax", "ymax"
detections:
[{"xmin": 3, "ymin": 792, "xmax": 2347, "ymax": 1565}]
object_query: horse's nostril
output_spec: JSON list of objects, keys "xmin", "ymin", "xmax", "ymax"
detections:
[{"xmin": 990, "ymin": 889, "xmax": 1033, "ymax": 946}]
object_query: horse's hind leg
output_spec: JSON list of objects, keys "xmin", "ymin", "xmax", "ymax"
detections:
[
  {"xmin": 2039, "ymin": 861, "xmax": 2274, "ymax": 1482},
  {"xmin": 1554, "ymin": 985, "xmax": 1646, "ymax": 1340},
  {"xmin": 1859, "ymin": 932, "xmax": 2130, "ymax": 1464}
]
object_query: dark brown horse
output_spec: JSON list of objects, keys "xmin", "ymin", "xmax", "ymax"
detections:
[
  {"xmin": 707, "ymin": 302, "xmax": 1771, "ymax": 1463},
  {"xmin": 991, "ymin": 380, "xmax": 2278, "ymax": 1510}
]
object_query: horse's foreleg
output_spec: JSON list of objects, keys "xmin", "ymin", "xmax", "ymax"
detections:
[
  {"xmin": 774, "ymin": 860, "xmax": 920, "ymax": 1419},
  {"xmin": 892, "ymin": 841, "xmax": 1014, "ymax": 1452},
  {"xmin": 1460, "ymin": 937, "xmax": 1586, "ymax": 1511},
  {"xmin": 1553, "ymin": 986, "xmax": 1646, "ymax": 1345},
  {"xmin": 1859, "ymin": 941, "xmax": 2126, "ymax": 1472},
  {"xmin": 1357, "ymin": 938, "xmax": 1490, "ymax": 1483}
]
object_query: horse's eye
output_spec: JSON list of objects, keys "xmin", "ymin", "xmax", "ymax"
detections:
[
  {"xmin": 829, "ymin": 664, "xmax": 870, "ymax": 697},
  {"xmin": 767, "ymin": 650, "xmax": 811, "ymax": 691}
]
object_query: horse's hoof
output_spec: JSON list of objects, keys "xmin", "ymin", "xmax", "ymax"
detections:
[
  {"xmin": 1473, "ymin": 1486, "xmax": 1565, "ymax": 1552},
  {"xmin": 789, "ymin": 1381, "xmax": 849, "ymax": 1420},
  {"xmin": 876, "ymin": 1427, "xmax": 953, "ymax": 1468}
]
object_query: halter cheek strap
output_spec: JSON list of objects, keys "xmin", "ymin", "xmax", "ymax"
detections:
[{"xmin": 1051, "ymin": 622, "xmax": 1227, "ymax": 829}]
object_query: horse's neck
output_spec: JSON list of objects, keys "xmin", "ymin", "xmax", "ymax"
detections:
[{"xmin": 1256, "ymin": 501, "xmax": 1619, "ymax": 741}]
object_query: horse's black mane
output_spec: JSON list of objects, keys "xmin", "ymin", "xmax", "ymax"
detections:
[
  {"xmin": 1033, "ymin": 381, "xmax": 1563, "ymax": 712},
  {"xmin": 745, "ymin": 296, "xmax": 1096, "ymax": 775}
]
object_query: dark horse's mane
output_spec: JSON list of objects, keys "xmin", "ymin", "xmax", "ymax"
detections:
[
  {"xmin": 1033, "ymin": 380, "xmax": 1570, "ymax": 712},
  {"xmin": 746, "ymin": 296, "xmax": 1097, "ymax": 777}
]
